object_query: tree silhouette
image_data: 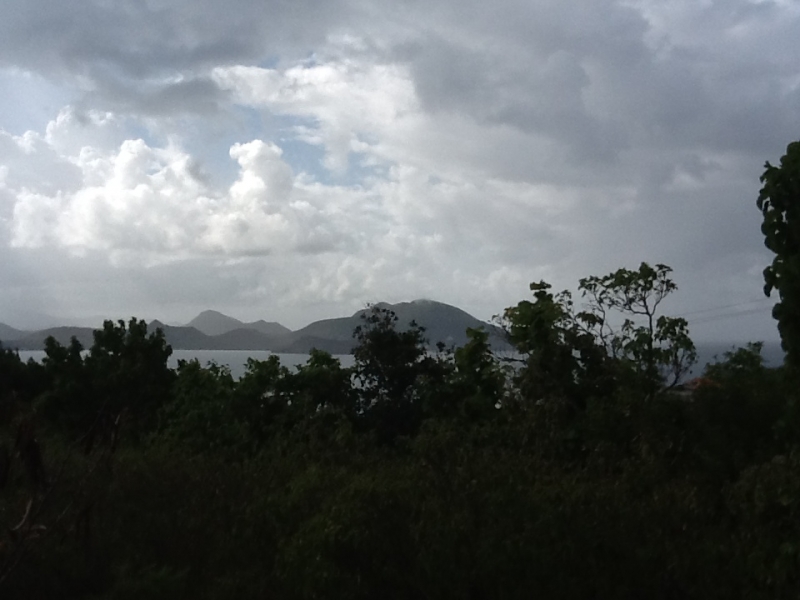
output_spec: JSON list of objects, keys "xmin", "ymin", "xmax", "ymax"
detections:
[{"xmin": 758, "ymin": 140, "xmax": 800, "ymax": 370}]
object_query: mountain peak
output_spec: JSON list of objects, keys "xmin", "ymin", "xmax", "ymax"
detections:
[
  {"xmin": 186, "ymin": 310, "xmax": 245, "ymax": 337},
  {"xmin": 196, "ymin": 309, "xmax": 228, "ymax": 318},
  {"xmin": 186, "ymin": 310, "xmax": 291, "ymax": 337},
  {"xmin": 410, "ymin": 298, "xmax": 451, "ymax": 308},
  {"xmin": 0, "ymin": 322, "xmax": 24, "ymax": 342}
]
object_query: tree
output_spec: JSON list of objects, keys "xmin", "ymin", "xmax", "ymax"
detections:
[
  {"xmin": 502, "ymin": 281, "xmax": 609, "ymax": 409},
  {"xmin": 38, "ymin": 336, "xmax": 93, "ymax": 434},
  {"xmin": 38, "ymin": 319, "xmax": 175, "ymax": 440},
  {"xmin": 85, "ymin": 318, "xmax": 175, "ymax": 437},
  {"xmin": 158, "ymin": 360, "xmax": 244, "ymax": 454},
  {"xmin": 758, "ymin": 140, "xmax": 800, "ymax": 370},
  {"xmin": 289, "ymin": 349, "xmax": 355, "ymax": 417},
  {"xmin": 579, "ymin": 263, "xmax": 696, "ymax": 392},
  {"xmin": 352, "ymin": 306, "xmax": 440, "ymax": 443},
  {"xmin": 233, "ymin": 354, "xmax": 292, "ymax": 443},
  {"xmin": 450, "ymin": 328, "xmax": 507, "ymax": 419},
  {"xmin": 502, "ymin": 263, "xmax": 696, "ymax": 407}
]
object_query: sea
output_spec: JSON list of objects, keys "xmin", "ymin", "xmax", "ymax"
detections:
[
  {"xmin": 14, "ymin": 350, "xmax": 356, "ymax": 380},
  {"xmin": 13, "ymin": 342, "xmax": 785, "ymax": 381}
]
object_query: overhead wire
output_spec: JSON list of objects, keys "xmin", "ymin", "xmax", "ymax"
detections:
[
  {"xmin": 689, "ymin": 306, "xmax": 774, "ymax": 325},
  {"xmin": 677, "ymin": 298, "xmax": 773, "ymax": 318},
  {"xmin": 676, "ymin": 296, "xmax": 775, "ymax": 326}
]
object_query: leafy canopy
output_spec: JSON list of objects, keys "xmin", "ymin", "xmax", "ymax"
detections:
[{"xmin": 758, "ymin": 140, "xmax": 800, "ymax": 370}]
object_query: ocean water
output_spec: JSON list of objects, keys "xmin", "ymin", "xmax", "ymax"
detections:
[
  {"xmin": 14, "ymin": 343, "xmax": 784, "ymax": 381},
  {"xmin": 14, "ymin": 350, "xmax": 356, "ymax": 380},
  {"xmin": 691, "ymin": 341, "xmax": 784, "ymax": 374},
  {"xmin": 163, "ymin": 350, "xmax": 357, "ymax": 378}
]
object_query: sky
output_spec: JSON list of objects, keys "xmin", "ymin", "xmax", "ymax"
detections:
[{"xmin": 0, "ymin": 0, "xmax": 798, "ymax": 342}]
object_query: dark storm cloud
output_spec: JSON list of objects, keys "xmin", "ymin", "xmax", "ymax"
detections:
[
  {"xmin": 0, "ymin": 0, "xmax": 345, "ymax": 76},
  {"xmin": 385, "ymin": 0, "xmax": 800, "ymax": 173},
  {"xmin": 0, "ymin": 0, "xmax": 798, "ymax": 341},
  {"xmin": 79, "ymin": 76, "xmax": 231, "ymax": 117}
]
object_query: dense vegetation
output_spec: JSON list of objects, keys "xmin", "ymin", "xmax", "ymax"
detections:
[{"xmin": 1, "ymin": 143, "xmax": 799, "ymax": 598}]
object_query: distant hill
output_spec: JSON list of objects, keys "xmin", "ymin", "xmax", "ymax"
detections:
[
  {"xmin": 287, "ymin": 299, "xmax": 508, "ymax": 352},
  {"xmin": 5, "ymin": 326, "xmax": 96, "ymax": 350},
  {"xmin": 164, "ymin": 301, "xmax": 506, "ymax": 352},
  {"xmin": 148, "ymin": 321, "xmax": 216, "ymax": 350},
  {"xmin": 245, "ymin": 320, "xmax": 292, "ymax": 337},
  {"xmin": 186, "ymin": 310, "xmax": 290, "ymax": 337},
  {"xmin": 211, "ymin": 328, "xmax": 280, "ymax": 350},
  {"xmin": 2, "ymin": 301, "xmax": 507, "ymax": 353},
  {"xmin": 0, "ymin": 322, "xmax": 24, "ymax": 344},
  {"xmin": 289, "ymin": 316, "xmax": 357, "ymax": 343},
  {"xmin": 381, "ymin": 299, "xmax": 507, "ymax": 349}
]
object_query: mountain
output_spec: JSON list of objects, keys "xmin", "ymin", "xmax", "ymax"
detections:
[
  {"xmin": 288, "ymin": 316, "xmax": 359, "ymax": 344},
  {"xmin": 186, "ymin": 310, "xmax": 248, "ymax": 336},
  {"xmin": 3, "ymin": 301, "xmax": 507, "ymax": 353},
  {"xmin": 380, "ymin": 299, "xmax": 507, "ymax": 349},
  {"xmin": 148, "ymin": 321, "xmax": 216, "ymax": 350},
  {"xmin": 0, "ymin": 322, "xmax": 24, "ymax": 344},
  {"xmin": 285, "ymin": 299, "xmax": 508, "ymax": 353},
  {"xmin": 5, "ymin": 326, "xmax": 96, "ymax": 350},
  {"xmin": 211, "ymin": 328, "xmax": 279, "ymax": 350},
  {"xmin": 186, "ymin": 310, "xmax": 290, "ymax": 337},
  {"xmin": 245, "ymin": 319, "xmax": 292, "ymax": 337},
  {"xmin": 163, "ymin": 301, "xmax": 506, "ymax": 352}
]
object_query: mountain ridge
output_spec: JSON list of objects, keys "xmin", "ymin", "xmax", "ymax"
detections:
[
  {"xmin": 0, "ymin": 322, "xmax": 24, "ymax": 342},
  {"xmin": 0, "ymin": 300, "xmax": 505, "ymax": 352},
  {"xmin": 186, "ymin": 310, "xmax": 291, "ymax": 338}
]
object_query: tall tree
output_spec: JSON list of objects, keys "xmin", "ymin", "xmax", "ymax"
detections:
[
  {"xmin": 352, "ymin": 306, "xmax": 438, "ymax": 443},
  {"xmin": 758, "ymin": 140, "xmax": 800, "ymax": 370},
  {"xmin": 579, "ymin": 263, "xmax": 696, "ymax": 391},
  {"xmin": 502, "ymin": 263, "xmax": 695, "ymax": 406}
]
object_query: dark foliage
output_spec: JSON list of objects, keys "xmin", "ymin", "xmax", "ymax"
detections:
[
  {"xmin": 0, "ymin": 257, "xmax": 797, "ymax": 598},
  {"xmin": 758, "ymin": 140, "xmax": 800, "ymax": 371}
]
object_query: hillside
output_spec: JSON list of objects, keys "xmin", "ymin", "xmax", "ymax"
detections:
[
  {"xmin": 5, "ymin": 326, "xmax": 96, "ymax": 350},
  {"xmin": 244, "ymin": 319, "xmax": 292, "ymax": 337},
  {"xmin": 288, "ymin": 299, "xmax": 508, "ymax": 351},
  {"xmin": 1, "ymin": 301, "xmax": 507, "ymax": 352},
  {"xmin": 148, "ymin": 321, "xmax": 216, "ymax": 350},
  {"xmin": 0, "ymin": 322, "xmax": 24, "ymax": 344},
  {"xmin": 210, "ymin": 328, "xmax": 280, "ymax": 350},
  {"xmin": 186, "ymin": 310, "xmax": 290, "ymax": 337}
]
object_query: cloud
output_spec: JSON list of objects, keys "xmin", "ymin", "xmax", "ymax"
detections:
[
  {"xmin": 0, "ymin": 0, "xmax": 798, "ymax": 341},
  {"xmin": 214, "ymin": 60, "xmax": 419, "ymax": 174},
  {"xmin": 0, "ymin": 0, "xmax": 346, "ymax": 76},
  {"xmin": 1, "ymin": 99, "xmax": 576, "ymax": 327},
  {"xmin": 7, "ymin": 133, "xmax": 358, "ymax": 260}
]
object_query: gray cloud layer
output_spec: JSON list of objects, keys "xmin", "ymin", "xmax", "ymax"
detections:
[{"xmin": 0, "ymin": 0, "xmax": 797, "ymax": 341}]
